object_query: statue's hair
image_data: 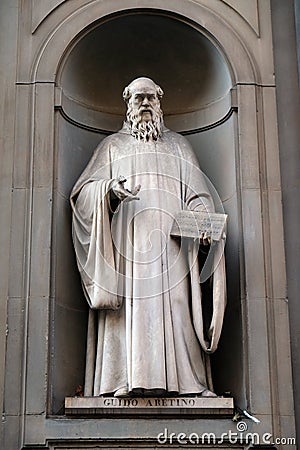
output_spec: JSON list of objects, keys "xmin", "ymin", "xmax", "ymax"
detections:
[{"xmin": 123, "ymin": 77, "xmax": 164, "ymax": 102}]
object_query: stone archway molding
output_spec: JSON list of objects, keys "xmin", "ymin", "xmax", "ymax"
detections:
[{"xmin": 31, "ymin": 0, "xmax": 259, "ymax": 85}]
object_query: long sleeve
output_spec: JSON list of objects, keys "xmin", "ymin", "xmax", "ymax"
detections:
[{"xmin": 72, "ymin": 178, "xmax": 122, "ymax": 310}]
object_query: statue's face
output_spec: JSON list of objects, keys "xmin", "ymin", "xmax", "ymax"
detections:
[
  {"xmin": 125, "ymin": 80, "xmax": 163, "ymax": 141},
  {"xmin": 128, "ymin": 86, "xmax": 161, "ymax": 123}
]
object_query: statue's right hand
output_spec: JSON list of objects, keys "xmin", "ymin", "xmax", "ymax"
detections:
[{"xmin": 111, "ymin": 176, "xmax": 141, "ymax": 202}]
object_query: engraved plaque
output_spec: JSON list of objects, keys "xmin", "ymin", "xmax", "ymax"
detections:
[
  {"xmin": 65, "ymin": 396, "xmax": 234, "ymax": 417},
  {"xmin": 170, "ymin": 211, "xmax": 228, "ymax": 241}
]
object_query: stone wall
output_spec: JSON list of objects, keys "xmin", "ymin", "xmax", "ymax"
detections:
[{"xmin": 0, "ymin": 1, "xmax": 297, "ymax": 448}]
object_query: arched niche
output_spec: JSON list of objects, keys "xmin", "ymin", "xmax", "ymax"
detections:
[
  {"xmin": 57, "ymin": 12, "xmax": 232, "ymax": 133},
  {"xmin": 51, "ymin": 10, "xmax": 243, "ymax": 413}
]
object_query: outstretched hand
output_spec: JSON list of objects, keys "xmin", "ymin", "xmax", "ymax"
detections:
[{"xmin": 111, "ymin": 175, "xmax": 141, "ymax": 202}]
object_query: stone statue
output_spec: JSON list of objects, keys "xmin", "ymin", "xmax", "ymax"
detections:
[{"xmin": 70, "ymin": 77, "xmax": 226, "ymax": 398}]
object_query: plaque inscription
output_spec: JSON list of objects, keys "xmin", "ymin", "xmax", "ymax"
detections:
[
  {"xmin": 65, "ymin": 396, "xmax": 234, "ymax": 417},
  {"xmin": 171, "ymin": 211, "xmax": 228, "ymax": 241}
]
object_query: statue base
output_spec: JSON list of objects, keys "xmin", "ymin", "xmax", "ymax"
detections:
[{"xmin": 65, "ymin": 396, "xmax": 234, "ymax": 417}]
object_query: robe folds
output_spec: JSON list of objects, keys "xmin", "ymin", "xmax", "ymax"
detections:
[{"xmin": 70, "ymin": 125, "xmax": 226, "ymax": 396}]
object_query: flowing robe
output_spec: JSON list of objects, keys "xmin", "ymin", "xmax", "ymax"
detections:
[{"xmin": 70, "ymin": 126, "xmax": 226, "ymax": 396}]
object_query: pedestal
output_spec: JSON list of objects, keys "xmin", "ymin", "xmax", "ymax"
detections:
[{"xmin": 65, "ymin": 396, "xmax": 234, "ymax": 418}]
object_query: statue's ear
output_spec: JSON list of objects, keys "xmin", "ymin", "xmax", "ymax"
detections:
[
  {"xmin": 123, "ymin": 87, "xmax": 131, "ymax": 102},
  {"xmin": 156, "ymin": 86, "xmax": 164, "ymax": 99}
]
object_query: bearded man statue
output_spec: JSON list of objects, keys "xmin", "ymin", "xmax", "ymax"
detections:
[{"xmin": 70, "ymin": 77, "xmax": 226, "ymax": 398}]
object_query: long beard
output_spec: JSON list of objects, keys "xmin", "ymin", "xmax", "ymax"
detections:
[{"xmin": 126, "ymin": 106, "xmax": 163, "ymax": 142}]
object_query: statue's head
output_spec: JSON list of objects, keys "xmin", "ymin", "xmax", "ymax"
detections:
[{"xmin": 123, "ymin": 77, "xmax": 164, "ymax": 142}]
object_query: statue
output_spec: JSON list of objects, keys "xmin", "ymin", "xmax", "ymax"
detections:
[{"xmin": 70, "ymin": 77, "xmax": 226, "ymax": 398}]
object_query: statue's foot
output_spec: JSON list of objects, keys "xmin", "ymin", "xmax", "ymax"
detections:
[
  {"xmin": 114, "ymin": 386, "xmax": 129, "ymax": 398},
  {"xmin": 201, "ymin": 389, "xmax": 217, "ymax": 398}
]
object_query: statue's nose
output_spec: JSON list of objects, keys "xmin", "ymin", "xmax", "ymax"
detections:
[{"xmin": 142, "ymin": 98, "xmax": 149, "ymax": 106}]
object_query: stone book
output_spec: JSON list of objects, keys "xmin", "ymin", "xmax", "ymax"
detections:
[{"xmin": 170, "ymin": 211, "xmax": 228, "ymax": 241}]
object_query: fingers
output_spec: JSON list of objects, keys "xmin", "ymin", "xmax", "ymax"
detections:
[
  {"xmin": 113, "ymin": 188, "xmax": 131, "ymax": 201},
  {"xmin": 131, "ymin": 184, "xmax": 141, "ymax": 196},
  {"xmin": 123, "ymin": 194, "xmax": 140, "ymax": 203},
  {"xmin": 112, "ymin": 179, "xmax": 141, "ymax": 202},
  {"xmin": 199, "ymin": 231, "xmax": 211, "ymax": 246}
]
